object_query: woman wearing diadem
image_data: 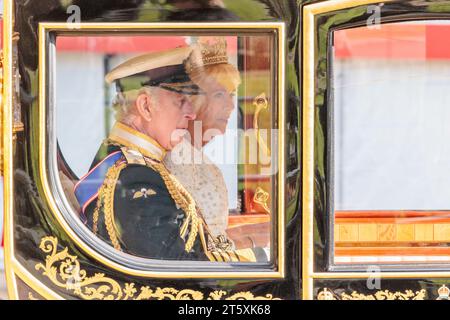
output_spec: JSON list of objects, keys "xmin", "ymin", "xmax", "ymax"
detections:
[
  {"xmin": 74, "ymin": 45, "xmax": 269, "ymax": 262},
  {"xmin": 164, "ymin": 38, "xmax": 270, "ymax": 253}
]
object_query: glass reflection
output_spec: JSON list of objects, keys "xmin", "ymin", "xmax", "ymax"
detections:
[
  {"xmin": 56, "ymin": 34, "xmax": 275, "ymax": 262},
  {"xmin": 332, "ymin": 21, "xmax": 450, "ymax": 265}
]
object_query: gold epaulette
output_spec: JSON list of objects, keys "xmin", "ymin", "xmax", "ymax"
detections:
[
  {"xmin": 120, "ymin": 147, "xmax": 146, "ymax": 165},
  {"xmin": 92, "ymin": 147, "xmax": 147, "ymax": 251}
]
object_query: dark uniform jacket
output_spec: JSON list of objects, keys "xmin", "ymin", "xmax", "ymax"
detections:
[
  {"xmin": 75, "ymin": 122, "xmax": 267, "ymax": 262},
  {"xmin": 86, "ymin": 144, "xmax": 209, "ymax": 260}
]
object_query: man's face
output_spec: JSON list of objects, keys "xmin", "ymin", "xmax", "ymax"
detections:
[{"xmin": 144, "ymin": 88, "xmax": 196, "ymax": 150}]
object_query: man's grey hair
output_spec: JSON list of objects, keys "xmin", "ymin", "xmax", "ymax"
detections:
[{"xmin": 112, "ymin": 86, "xmax": 160, "ymax": 126}]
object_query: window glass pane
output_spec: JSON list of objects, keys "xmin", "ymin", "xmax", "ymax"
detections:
[
  {"xmin": 55, "ymin": 33, "xmax": 276, "ymax": 263},
  {"xmin": 332, "ymin": 21, "xmax": 450, "ymax": 265}
]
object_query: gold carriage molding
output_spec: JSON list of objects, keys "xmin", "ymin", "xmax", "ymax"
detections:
[
  {"xmin": 33, "ymin": 236, "xmax": 281, "ymax": 300},
  {"xmin": 317, "ymin": 288, "xmax": 426, "ymax": 300},
  {"xmin": 317, "ymin": 285, "xmax": 449, "ymax": 300}
]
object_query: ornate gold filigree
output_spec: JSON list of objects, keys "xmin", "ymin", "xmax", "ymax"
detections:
[
  {"xmin": 317, "ymin": 287, "xmax": 426, "ymax": 300},
  {"xmin": 28, "ymin": 292, "xmax": 38, "ymax": 300},
  {"xmin": 340, "ymin": 290, "xmax": 426, "ymax": 300},
  {"xmin": 35, "ymin": 236, "xmax": 281, "ymax": 300},
  {"xmin": 253, "ymin": 186, "xmax": 270, "ymax": 213},
  {"xmin": 317, "ymin": 288, "xmax": 335, "ymax": 300},
  {"xmin": 209, "ymin": 291, "xmax": 279, "ymax": 300}
]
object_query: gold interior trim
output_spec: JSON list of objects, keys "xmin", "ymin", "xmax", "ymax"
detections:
[
  {"xmin": 36, "ymin": 22, "xmax": 285, "ymax": 278},
  {"xmin": 302, "ymin": 0, "xmax": 450, "ymax": 300},
  {"xmin": 253, "ymin": 92, "xmax": 271, "ymax": 158},
  {"xmin": 253, "ymin": 186, "xmax": 270, "ymax": 214},
  {"xmin": 335, "ymin": 222, "xmax": 450, "ymax": 242}
]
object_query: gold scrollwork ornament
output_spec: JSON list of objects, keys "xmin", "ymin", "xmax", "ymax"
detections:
[
  {"xmin": 317, "ymin": 288, "xmax": 335, "ymax": 300},
  {"xmin": 253, "ymin": 186, "xmax": 270, "ymax": 214},
  {"xmin": 35, "ymin": 236, "xmax": 281, "ymax": 300},
  {"xmin": 28, "ymin": 292, "xmax": 38, "ymax": 300},
  {"xmin": 317, "ymin": 287, "xmax": 426, "ymax": 300}
]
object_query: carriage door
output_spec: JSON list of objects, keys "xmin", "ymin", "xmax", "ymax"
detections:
[
  {"xmin": 303, "ymin": 0, "xmax": 450, "ymax": 300},
  {"xmin": 3, "ymin": 0, "xmax": 303, "ymax": 300}
]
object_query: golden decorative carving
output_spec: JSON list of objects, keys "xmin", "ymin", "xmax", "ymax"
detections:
[
  {"xmin": 317, "ymin": 288, "xmax": 335, "ymax": 300},
  {"xmin": 28, "ymin": 292, "xmax": 38, "ymax": 300},
  {"xmin": 317, "ymin": 287, "xmax": 426, "ymax": 300},
  {"xmin": 253, "ymin": 186, "xmax": 270, "ymax": 213},
  {"xmin": 35, "ymin": 236, "xmax": 281, "ymax": 300},
  {"xmin": 253, "ymin": 92, "xmax": 271, "ymax": 158},
  {"xmin": 209, "ymin": 290, "xmax": 279, "ymax": 300}
]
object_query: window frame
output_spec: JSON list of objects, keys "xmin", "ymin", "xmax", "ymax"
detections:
[
  {"xmin": 39, "ymin": 22, "xmax": 286, "ymax": 279},
  {"xmin": 302, "ymin": 0, "xmax": 450, "ymax": 300}
]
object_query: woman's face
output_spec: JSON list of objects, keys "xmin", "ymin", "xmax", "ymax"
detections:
[{"xmin": 196, "ymin": 81, "xmax": 236, "ymax": 136}]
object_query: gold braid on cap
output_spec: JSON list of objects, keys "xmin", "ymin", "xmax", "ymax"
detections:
[{"xmin": 185, "ymin": 37, "xmax": 228, "ymax": 74}]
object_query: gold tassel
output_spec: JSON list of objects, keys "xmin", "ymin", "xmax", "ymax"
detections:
[{"xmin": 150, "ymin": 162, "xmax": 200, "ymax": 253}]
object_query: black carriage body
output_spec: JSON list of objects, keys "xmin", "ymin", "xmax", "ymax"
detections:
[{"xmin": 3, "ymin": 0, "xmax": 449, "ymax": 300}]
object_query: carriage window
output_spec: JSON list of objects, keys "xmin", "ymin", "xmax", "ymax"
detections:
[
  {"xmin": 332, "ymin": 21, "xmax": 450, "ymax": 265},
  {"xmin": 55, "ymin": 33, "xmax": 278, "ymax": 264}
]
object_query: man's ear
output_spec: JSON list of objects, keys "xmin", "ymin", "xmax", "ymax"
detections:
[{"xmin": 135, "ymin": 93, "xmax": 153, "ymax": 121}]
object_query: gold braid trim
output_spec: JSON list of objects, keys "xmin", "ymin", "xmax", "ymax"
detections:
[
  {"xmin": 95, "ymin": 161, "xmax": 127, "ymax": 251},
  {"xmin": 198, "ymin": 219, "xmax": 216, "ymax": 262},
  {"xmin": 92, "ymin": 196, "xmax": 101, "ymax": 234},
  {"xmin": 150, "ymin": 162, "xmax": 200, "ymax": 253}
]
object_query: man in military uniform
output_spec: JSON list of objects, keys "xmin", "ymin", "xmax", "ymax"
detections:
[{"xmin": 74, "ymin": 46, "xmax": 268, "ymax": 263}]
